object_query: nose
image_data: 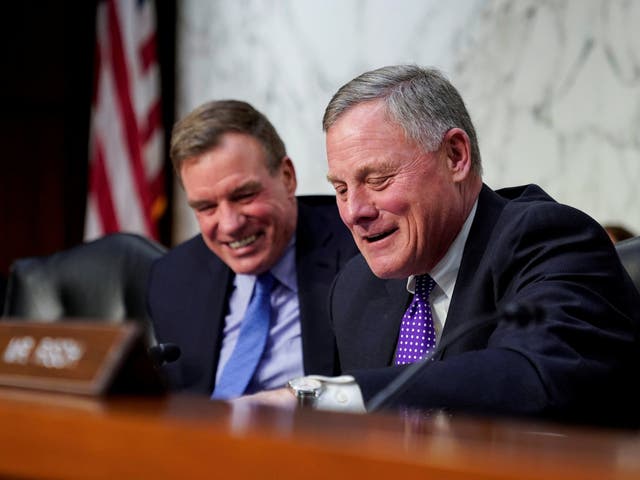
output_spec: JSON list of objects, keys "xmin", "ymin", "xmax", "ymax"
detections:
[
  {"xmin": 216, "ymin": 202, "xmax": 246, "ymax": 235},
  {"xmin": 341, "ymin": 187, "xmax": 378, "ymax": 226}
]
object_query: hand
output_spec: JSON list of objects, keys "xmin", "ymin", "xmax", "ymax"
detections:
[{"xmin": 231, "ymin": 387, "xmax": 297, "ymax": 410}]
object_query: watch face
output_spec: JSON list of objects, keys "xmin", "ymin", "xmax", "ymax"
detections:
[{"xmin": 288, "ymin": 377, "xmax": 322, "ymax": 395}]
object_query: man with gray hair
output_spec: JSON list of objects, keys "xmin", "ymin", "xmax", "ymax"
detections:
[{"xmin": 249, "ymin": 65, "xmax": 640, "ymax": 428}]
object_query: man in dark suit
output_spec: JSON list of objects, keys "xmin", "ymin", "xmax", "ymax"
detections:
[
  {"xmin": 247, "ymin": 65, "xmax": 640, "ymax": 428},
  {"xmin": 147, "ymin": 100, "xmax": 356, "ymax": 397},
  {"xmin": 321, "ymin": 65, "xmax": 640, "ymax": 427}
]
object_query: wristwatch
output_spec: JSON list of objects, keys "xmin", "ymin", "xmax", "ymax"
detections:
[{"xmin": 287, "ymin": 376, "xmax": 324, "ymax": 407}]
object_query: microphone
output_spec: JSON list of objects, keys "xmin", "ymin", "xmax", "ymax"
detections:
[
  {"xmin": 148, "ymin": 343, "xmax": 181, "ymax": 366},
  {"xmin": 365, "ymin": 302, "xmax": 544, "ymax": 412}
]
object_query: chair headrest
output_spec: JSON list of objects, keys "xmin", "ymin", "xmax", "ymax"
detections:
[{"xmin": 3, "ymin": 233, "xmax": 167, "ymax": 323}]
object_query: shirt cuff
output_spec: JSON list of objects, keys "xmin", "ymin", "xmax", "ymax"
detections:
[{"xmin": 306, "ymin": 375, "xmax": 366, "ymax": 413}]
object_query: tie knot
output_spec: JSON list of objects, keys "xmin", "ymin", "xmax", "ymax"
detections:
[
  {"xmin": 415, "ymin": 274, "xmax": 436, "ymax": 300},
  {"xmin": 256, "ymin": 272, "xmax": 275, "ymax": 294}
]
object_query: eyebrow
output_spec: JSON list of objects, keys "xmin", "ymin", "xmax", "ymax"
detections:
[
  {"xmin": 188, "ymin": 199, "xmax": 212, "ymax": 210},
  {"xmin": 327, "ymin": 161, "xmax": 396, "ymax": 184},
  {"xmin": 326, "ymin": 173, "xmax": 341, "ymax": 184},
  {"xmin": 230, "ymin": 180, "xmax": 262, "ymax": 196},
  {"xmin": 188, "ymin": 180, "xmax": 263, "ymax": 209}
]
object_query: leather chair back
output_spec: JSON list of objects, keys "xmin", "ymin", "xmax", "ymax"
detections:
[
  {"xmin": 616, "ymin": 236, "xmax": 640, "ymax": 293},
  {"xmin": 2, "ymin": 233, "xmax": 167, "ymax": 334}
]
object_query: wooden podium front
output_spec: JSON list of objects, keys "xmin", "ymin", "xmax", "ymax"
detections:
[{"xmin": 0, "ymin": 388, "xmax": 638, "ymax": 479}]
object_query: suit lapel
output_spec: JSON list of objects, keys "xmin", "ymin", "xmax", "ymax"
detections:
[
  {"xmin": 332, "ymin": 252, "xmax": 410, "ymax": 371},
  {"xmin": 199, "ymin": 246, "xmax": 234, "ymax": 389},
  {"xmin": 439, "ymin": 185, "xmax": 506, "ymax": 358},
  {"xmin": 358, "ymin": 278, "xmax": 410, "ymax": 367},
  {"xmin": 295, "ymin": 202, "xmax": 341, "ymax": 374}
]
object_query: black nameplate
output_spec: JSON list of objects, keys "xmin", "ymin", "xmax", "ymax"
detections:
[{"xmin": 0, "ymin": 320, "xmax": 166, "ymax": 395}]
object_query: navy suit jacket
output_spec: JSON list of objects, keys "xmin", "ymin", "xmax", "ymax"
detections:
[
  {"xmin": 330, "ymin": 184, "xmax": 640, "ymax": 427},
  {"xmin": 148, "ymin": 195, "xmax": 357, "ymax": 394}
]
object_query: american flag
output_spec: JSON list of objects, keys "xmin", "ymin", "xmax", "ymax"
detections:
[{"xmin": 85, "ymin": 0, "xmax": 165, "ymax": 241}]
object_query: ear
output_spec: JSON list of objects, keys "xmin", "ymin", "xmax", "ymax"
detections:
[
  {"xmin": 280, "ymin": 156, "xmax": 298, "ymax": 197},
  {"xmin": 442, "ymin": 128, "xmax": 472, "ymax": 183}
]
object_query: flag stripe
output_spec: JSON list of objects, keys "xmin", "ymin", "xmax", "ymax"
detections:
[
  {"xmin": 90, "ymin": 138, "xmax": 120, "ymax": 234},
  {"xmin": 106, "ymin": 0, "xmax": 155, "ymax": 236},
  {"xmin": 139, "ymin": 32, "xmax": 157, "ymax": 73},
  {"xmin": 85, "ymin": 0, "xmax": 165, "ymax": 242},
  {"xmin": 140, "ymin": 98, "xmax": 162, "ymax": 145},
  {"xmin": 149, "ymin": 170, "xmax": 165, "ymax": 202}
]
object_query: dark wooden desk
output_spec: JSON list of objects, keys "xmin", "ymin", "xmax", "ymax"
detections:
[{"xmin": 0, "ymin": 388, "xmax": 638, "ymax": 479}]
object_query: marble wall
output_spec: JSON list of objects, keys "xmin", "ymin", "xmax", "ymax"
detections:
[{"xmin": 173, "ymin": 0, "xmax": 639, "ymax": 242}]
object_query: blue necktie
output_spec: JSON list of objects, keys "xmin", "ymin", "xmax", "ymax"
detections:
[
  {"xmin": 394, "ymin": 275, "xmax": 437, "ymax": 365},
  {"xmin": 212, "ymin": 272, "xmax": 274, "ymax": 399}
]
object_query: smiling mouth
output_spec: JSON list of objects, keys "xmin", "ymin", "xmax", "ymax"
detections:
[
  {"xmin": 228, "ymin": 234, "xmax": 259, "ymax": 249},
  {"xmin": 364, "ymin": 228, "xmax": 398, "ymax": 243}
]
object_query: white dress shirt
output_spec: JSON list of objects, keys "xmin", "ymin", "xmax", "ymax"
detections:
[{"xmin": 314, "ymin": 201, "xmax": 478, "ymax": 413}]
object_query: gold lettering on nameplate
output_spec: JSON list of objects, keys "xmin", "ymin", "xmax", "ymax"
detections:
[{"xmin": 2, "ymin": 336, "xmax": 85, "ymax": 369}]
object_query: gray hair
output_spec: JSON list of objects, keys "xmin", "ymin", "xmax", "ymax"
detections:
[{"xmin": 323, "ymin": 65, "xmax": 482, "ymax": 174}]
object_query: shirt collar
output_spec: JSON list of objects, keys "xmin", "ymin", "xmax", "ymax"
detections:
[
  {"xmin": 235, "ymin": 234, "xmax": 298, "ymax": 293},
  {"xmin": 407, "ymin": 200, "xmax": 478, "ymax": 296},
  {"xmin": 269, "ymin": 234, "xmax": 297, "ymax": 292}
]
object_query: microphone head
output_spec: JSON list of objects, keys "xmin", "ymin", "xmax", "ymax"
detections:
[
  {"xmin": 161, "ymin": 343, "xmax": 181, "ymax": 363},
  {"xmin": 501, "ymin": 302, "xmax": 544, "ymax": 326},
  {"xmin": 148, "ymin": 343, "xmax": 181, "ymax": 366}
]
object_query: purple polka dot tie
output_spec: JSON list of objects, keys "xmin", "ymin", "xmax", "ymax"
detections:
[{"xmin": 394, "ymin": 275, "xmax": 437, "ymax": 365}]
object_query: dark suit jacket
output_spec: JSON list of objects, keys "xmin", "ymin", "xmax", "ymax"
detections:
[
  {"xmin": 148, "ymin": 195, "xmax": 357, "ymax": 394},
  {"xmin": 330, "ymin": 184, "xmax": 640, "ymax": 427}
]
